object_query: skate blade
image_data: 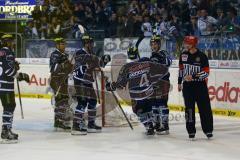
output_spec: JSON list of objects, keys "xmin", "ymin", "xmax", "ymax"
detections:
[
  {"xmin": 0, "ymin": 139, "xmax": 18, "ymax": 144},
  {"xmin": 207, "ymin": 137, "xmax": 214, "ymax": 140},
  {"xmin": 156, "ymin": 130, "xmax": 170, "ymax": 135},
  {"xmin": 71, "ymin": 131, "xmax": 87, "ymax": 136},
  {"xmin": 145, "ymin": 132, "xmax": 156, "ymax": 136},
  {"xmin": 87, "ymin": 129, "xmax": 102, "ymax": 133},
  {"xmin": 54, "ymin": 127, "xmax": 71, "ymax": 132},
  {"xmin": 189, "ymin": 138, "xmax": 196, "ymax": 141}
]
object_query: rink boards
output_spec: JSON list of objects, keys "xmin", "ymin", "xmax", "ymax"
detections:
[{"xmin": 14, "ymin": 58, "xmax": 240, "ymax": 118}]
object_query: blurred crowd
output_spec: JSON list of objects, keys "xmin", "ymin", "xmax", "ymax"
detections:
[{"xmin": 24, "ymin": 0, "xmax": 240, "ymax": 40}]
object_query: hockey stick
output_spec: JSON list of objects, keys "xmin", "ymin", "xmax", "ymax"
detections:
[
  {"xmin": 16, "ymin": 79, "xmax": 24, "ymax": 119},
  {"xmin": 94, "ymin": 70, "xmax": 101, "ymax": 104},
  {"xmin": 103, "ymin": 75, "xmax": 133, "ymax": 130},
  {"xmin": 110, "ymin": 90, "xmax": 133, "ymax": 130}
]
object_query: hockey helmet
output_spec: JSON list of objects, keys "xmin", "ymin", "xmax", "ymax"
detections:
[
  {"xmin": 127, "ymin": 47, "xmax": 139, "ymax": 60},
  {"xmin": 81, "ymin": 34, "xmax": 93, "ymax": 45},
  {"xmin": 183, "ymin": 36, "xmax": 198, "ymax": 46},
  {"xmin": 1, "ymin": 34, "xmax": 14, "ymax": 42},
  {"xmin": 54, "ymin": 37, "xmax": 65, "ymax": 44},
  {"xmin": 150, "ymin": 35, "xmax": 161, "ymax": 44}
]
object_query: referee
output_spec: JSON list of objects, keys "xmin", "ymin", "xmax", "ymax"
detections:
[{"xmin": 178, "ymin": 36, "xmax": 213, "ymax": 140}]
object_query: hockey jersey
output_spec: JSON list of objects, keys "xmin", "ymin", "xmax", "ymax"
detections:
[
  {"xmin": 113, "ymin": 57, "xmax": 168, "ymax": 100},
  {"xmin": 178, "ymin": 49, "xmax": 209, "ymax": 84},
  {"xmin": 0, "ymin": 47, "xmax": 17, "ymax": 93},
  {"xmin": 49, "ymin": 49, "xmax": 73, "ymax": 92},
  {"xmin": 49, "ymin": 49, "xmax": 69, "ymax": 73},
  {"xmin": 150, "ymin": 50, "xmax": 172, "ymax": 81},
  {"xmin": 73, "ymin": 49, "xmax": 100, "ymax": 84}
]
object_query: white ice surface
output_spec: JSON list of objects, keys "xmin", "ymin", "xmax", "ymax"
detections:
[{"xmin": 0, "ymin": 98, "xmax": 240, "ymax": 160}]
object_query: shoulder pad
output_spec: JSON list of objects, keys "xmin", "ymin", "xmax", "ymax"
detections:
[
  {"xmin": 76, "ymin": 49, "xmax": 87, "ymax": 55},
  {"xmin": 139, "ymin": 57, "xmax": 150, "ymax": 62},
  {"xmin": 159, "ymin": 50, "xmax": 169, "ymax": 56},
  {"xmin": 52, "ymin": 50, "xmax": 61, "ymax": 54}
]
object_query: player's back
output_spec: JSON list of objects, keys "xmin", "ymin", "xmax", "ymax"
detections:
[{"xmin": 126, "ymin": 58, "xmax": 154, "ymax": 100}]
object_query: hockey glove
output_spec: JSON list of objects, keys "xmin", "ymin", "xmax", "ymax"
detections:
[
  {"xmin": 106, "ymin": 82, "xmax": 116, "ymax": 91},
  {"xmin": 14, "ymin": 61, "xmax": 20, "ymax": 71},
  {"xmin": 100, "ymin": 54, "xmax": 111, "ymax": 67},
  {"xmin": 17, "ymin": 72, "xmax": 30, "ymax": 83}
]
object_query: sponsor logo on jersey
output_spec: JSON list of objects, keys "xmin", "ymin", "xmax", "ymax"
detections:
[
  {"xmin": 129, "ymin": 69, "xmax": 148, "ymax": 78},
  {"xmin": 129, "ymin": 62, "xmax": 150, "ymax": 72},
  {"xmin": 181, "ymin": 54, "xmax": 188, "ymax": 61}
]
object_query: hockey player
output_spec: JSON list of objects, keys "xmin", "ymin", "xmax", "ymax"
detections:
[
  {"xmin": 178, "ymin": 36, "xmax": 213, "ymax": 140},
  {"xmin": 0, "ymin": 34, "xmax": 29, "ymax": 143},
  {"xmin": 106, "ymin": 47, "xmax": 168, "ymax": 135},
  {"xmin": 49, "ymin": 37, "xmax": 73, "ymax": 131},
  {"xmin": 149, "ymin": 35, "xmax": 172, "ymax": 135},
  {"xmin": 71, "ymin": 35, "xmax": 110, "ymax": 135}
]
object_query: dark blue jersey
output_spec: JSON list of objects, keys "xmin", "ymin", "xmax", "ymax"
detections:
[
  {"xmin": 0, "ymin": 47, "xmax": 17, "ymax": 93},
  {"xmin": 49, "ymin": 49, "xmax": 73, "ymax": 92},
  {"xmin": 150, "ymin": 50, "xmax": 172, "ymax": 81},
  {"xmin": 73, "ymin": 49, "xmax": 101, "ymax": 84},
  {"xmin": 49, "ymin": 49, "xmax": 69, "ymax": 73}
]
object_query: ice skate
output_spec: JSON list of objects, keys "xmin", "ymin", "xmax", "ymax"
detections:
[
  {"xmin": 1, "ymin": 127, "xmax": 18, "ymax": 144},
  {"xmin": 71, "ymin": 122, "xmax": 87, "ymax": 135},
  {"xmin": 189, "ymin": 134, "xmax": 196, "ymax": 141},
  {"xmin": 88, "ymin": 123, "xmax": 102, "ymax": 133},
  {"xmin": 206, "ymin": 133, "xmax": 213, "ymax": 140}
]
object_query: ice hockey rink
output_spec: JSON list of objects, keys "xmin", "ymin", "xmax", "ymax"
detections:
[{"xmin": 0, "ymin": 98, "xmax": 240, "ymax": 160}]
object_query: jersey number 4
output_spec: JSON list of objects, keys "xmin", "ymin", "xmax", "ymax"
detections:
[{"xmin": 140, "ymin": 74, "xmax": 149, "ymax": 87}]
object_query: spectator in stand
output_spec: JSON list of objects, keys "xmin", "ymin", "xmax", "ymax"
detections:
[
  {"xmin": 116, "ymin": 14, "xmax": 134, "ymax": 37},
  {"xmin": 41, "ymin": 4, "xmax": 50, "ymax": 21},
  {"xmin": 48, "ymin": 17, "xmax": 62, "ymax": 38},
  {"xmin": 85, "ymin": 5, "xmax": 95, "ymax": 29},
  {"xmin": 129, "ymin": 0, "xmax": 140, "ymax": 15},
  {"xmin": 167, "ymin": 0, "xmax": 181, "ymax": 15},
  {"xmin": 141, "ymin": 14, "xmax": 152, "ymax": 37},
  {"xmin": 189, "ymin": 16, "xmax": 200, "ymax": 36},
  {"xmin": 226, "ymin": 8, "xmax": 240, "ymax": 34},
  {"xmin": 73, "ymin": 2, "xmax": 86, "ymax": 24},
  {"xmin": 116, "ymin": 15, "xmax": 124, "ymax": 37},
  {"xmin": 89, "ymin": 0, "xmax": 98, "ymax": 16},
  {"xmin": 188, "ymin": 0, "xmax": 198, "ymax": 17},
  {"xmin": 197, "ymin": 9, "xmax": 218, "ymax": 36},
  {"xmin": 96, "ymin": 0, "xmax": 112, "ymax": 33},
  {"xmin": 24, "ymin": 20, "xmax": 39, "ymax": 39},
  {"xmin": 133, "ymin": 14, "xmax": 143, "ymax": 37},
  {"xmin": 32, "ymin": 5, "xmax": 42, "ymax": 21},
  {"xmin": 39, "ymin": 16, "xmax": 49, "ymax": 39},
  {"xmin": 107, "ymin": 12, "xmax": 118, "ymax": 37},
  {"xmin": 215, "ymin": 8, "xmax": 228, "ymax": 30},
  {"xmin": 72, "ymin": 17, "xmax": 86, "ymax": 39},
  {"xmin": 153, "ymin": 13, "xmax": 163, "ymax": 35},
  {"xmin": 49, "ymin": 0, "xmax": 58, "ymax": 15}
]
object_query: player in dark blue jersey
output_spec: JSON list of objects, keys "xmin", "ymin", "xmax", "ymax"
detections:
[
  {"xmin": 0, "ymin": 34, "xmax": 29, "ymax": 143},
  {"xmin": 178, "ymin": 36, "xmax": 213, "ymax": 140},
  {"xmin": 149, "ymin": 35, "xmax": 172, "ymax": 135},
  {"xmin": 49, "ymin": 37, "xmax": 73, "ymax": 131},
  {"xmin": 106, "ymin": 47, "xmax": 168, "ymax": 135},
  {"xmin": 71, "ymin": 35, "xmax": 110, "ymax": 135}
]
